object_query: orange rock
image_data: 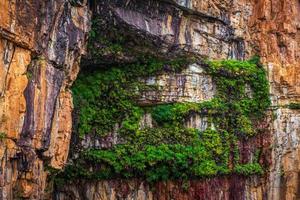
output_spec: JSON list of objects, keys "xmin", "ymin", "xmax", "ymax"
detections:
[{"xmin": 0, "ymin": 0, "xmax": 90, "ymax": 199}]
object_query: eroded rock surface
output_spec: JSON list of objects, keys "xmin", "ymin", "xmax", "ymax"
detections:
[
  {"xmin": 60, "ymin": 0, "xmax": 300, "ymax": 200},
  {"xmin": 55, "ymin": 178, "xmax": 248, "ymax": 200},
  {"xmin": 249, "ymin": 1, "xmax": 300, "ymax": 199},
  {"xmin": 0, "ymin": 0, "xmax": 299, "ymax": 199},
  {"xmin": 140, "ymin": 64, "xmax": 215, "ymax": 104},
  {"xmin": 0, "ymin": 0, "xmax": 90, "ymax": 199}
]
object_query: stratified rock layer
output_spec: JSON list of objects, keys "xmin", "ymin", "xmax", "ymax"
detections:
[
  {"xmin": 57, "ymin": 0, "xmax": 300, "ymax": 200},
  {"xmin": 56, "ymin": 178, "xmax": 247, "ymax": 200},
  {"xmin": 0, "ymin": 0, "xmax": 90, "ymax": 199},
  {"xmin": 249, "ymin": 1, "xmax": 300, "ymax": 199},
  {"xmin": 0, "ymin": 0, "xmax": 299, "ymax": 199}
]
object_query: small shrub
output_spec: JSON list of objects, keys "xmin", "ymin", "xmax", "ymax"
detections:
[{"xmin": 0, "ymin": 132, "xmax": 6, "ymax": 140}]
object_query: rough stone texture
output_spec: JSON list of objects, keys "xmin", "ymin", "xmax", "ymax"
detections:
[
  {"xmin": 0, "ymin": 0, "xmax": 299, "ymax": 199},
  {"xmin": 60, "ymin": 0, "xmax": 300, "ymax": 200},
  {"xmin": 56, "ymin": 123, "xmax": 271, "ymax": 200},
  {"xmin": 83, "ymin": 0, "xmax": 249, "ymax": 63},
  {"xmin": 79, "ymin": 63, "xmax": 215, "ymax": 150},
  {"xmin": 249, "ymin": 1, "xmax": 300, "ymax": 200},
  {"xmin": 55, "ymin": 177, "xmax": 248, "ymax": 200},
  {"xmin": 249, "ymin": 0, "xmax": 300, "ymax": 105},
  {"xmin": 45, "ymin": 91, "xmax": 74, "ymax": 169},
  {"xmin": 268, "ymin": 109, "xmax": 300, "ymax": 200},
  {"xmin": 0, "ymin": 39, "xmax": 31, "ymax": 200},
  {"xmin": 140, "ymin": 63, "xmax": 215, "ymax": 104},
  {"xmin": 0, "ymin": 0, "xmax": 90, "ymax": 199},
  {"xmin": 80, "ymin": 123, "xmax": 122, "ymax": 150}
]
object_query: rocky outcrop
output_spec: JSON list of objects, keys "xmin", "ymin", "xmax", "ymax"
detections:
[
  {"xmin": 85, "ymin": 0, "xmax": 248, "ymax": 65},
  {"xmin": 56, "ymin": 121, "xmax": 272, "ymax": 200},
  {"xmin": 57, "ymin": 0, "xmax": 300, "ymax": 200},
  {"xmin": 269, "ymin": 109, "xmax": 300, "ymax": 200},
  {"xmin": 55, "ymin": 0, "xmax": 271, "ymax": 199},
  {"xmin": 0, "ymin": 0, "xmax": 299, "ymax": 199},
  {"xmin": 140, "ymin": 64, "xmax": 215, "ymax": 104},
  {"xmin": 0, "ymin": 0, "xmax": 90, "ymax": 199},
  {"xmin": 249, "ymin": 1, "xmax": 300, "ymax": 199},
  {"xmin": 55, "ymin": 177, "xmax": 249, "ymax": 200},
  {"xmin": 249, "ymin": 0, "xmax": 300, "ymax": 105}
]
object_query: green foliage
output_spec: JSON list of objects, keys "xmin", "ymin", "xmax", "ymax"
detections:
[
  {"xmin": 288, "ymin": 103, "xmax": 300, "ymax": 109},
  {"xmin": 26, "ymin": 71, "xmax": 33, "ymax": 80},
  {"xmin": 59, "ymin": 130, "xmax": 230, "ymax": 182},
  {"xmin": 127, "ymin": 126, "xmax": 199, "ymax": 146},
  {"xmin": 58, "ymin": 129, "xmax": 261, "ymax": 183},
  {"xmin": 72, "ymin": 57, "xmax": 189, "ymax": 137},
  {"xmin": 181, "ymin": 180, "xmax": 190, "ymax": 191},
  {"xmin": 66, "ymin": 56, "xmax": 271, "ymax": 183},
  {"xmin": 151, "ymin": 98, "xmax": 227, "ymax": 125},
  {"xmin": 205, "ymin": 58, "xmax": 270, "ymax": 137},
  {"xmin": 0, "ymin": 132, "xmax": 6, "ymax": 140},
  {"xmin": 87, "ymin": 17, "xmax": 125, "ymax": 57},
  {"xmin": 234, "ymin": 163, "xmax": 263, "ymax": 176},
  {"xmin": 151, "ymin": 58, "xmax": 270, "ymax": 138}
]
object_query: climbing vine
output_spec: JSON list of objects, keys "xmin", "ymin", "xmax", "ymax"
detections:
[
  {"xmin": 72, "ymin": 57, "xmax": 189, "ymax": 137},
  {"xmin": 287, "ymin": 103, "xmax": 300, "ymax": 109},
  {"xmin": 57, "ymin": 55, "xmax": 270, "ymax": 184}
]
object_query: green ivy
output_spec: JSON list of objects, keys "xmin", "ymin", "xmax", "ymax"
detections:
[
  {"xmin": 0, "ymin": 132, "xmax": 6, "ymax": 140},
  {"xmin": 58, "ymin": 130, "xmax": 232, "ymax": 183},
  {"xmin": 63, "ymin": 56, "xmax": 270, "ymax": 183},
  {"xmin": 234, "ymin": 163, "xmax": 263, "ymax": 176},
  {"xmin": 72, "ymin": 57, "xmax": 190, "ymax": 137},
  {"xmin": 287, "ymin": 103, "xmax": 300, "ymax": 109}
]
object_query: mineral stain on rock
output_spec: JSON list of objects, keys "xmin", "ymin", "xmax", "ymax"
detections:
[{"xmin": 0, "ymin": 0, "xmax": 299, "ymax": 199}]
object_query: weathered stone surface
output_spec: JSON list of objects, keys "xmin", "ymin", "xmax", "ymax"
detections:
[
  {"xmin": 0, "ymin": 0, "xmax": 90, "ymax": 199},
  {"xmin": 140, "ymin": 64, "xmax": 215, "ymax": 104},
  {"xmin": 0, "ymin": 38, "xmax": 31, "ymax": 200},
  {"xmin": 56, "ymin": 178, "xmax": 247, "ymax": 200},
  {"xmin": 85, "ymin": 0, "xmax": 247, "ymax": 66},
  {"xmin": 45, "ymin": 90, "xmax": 74, "ymax": 169},
  {"xmin": 0, "ymin": 0, "xmax": 299, "ymax": 199},
  {"xmin": 249, "ymin": 0, "xmax": 300, "ymax": 105},
  {"xmin": 248, "ymin": 1, "xmax": 300, "ymax": 199},
  {"xmin": 268, "ymin": 108, "xmax": 300, "ymax": 200},
  {"xmin": 79, "ymin": 63, "xmax": 216, "ymax": 150},
  {"xmin": 59, "ymin": 0, "xmax": 300, "ymax": 199}
]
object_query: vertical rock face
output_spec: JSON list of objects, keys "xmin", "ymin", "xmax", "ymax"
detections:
[
  {"xmin": 0, "ymin": 0, "xmax": 299, "ymax": 200},
  {"xmin": 140, "ymin": 64, "xmax": 215, "ymax": 104},
  {"xmin": 250, "ymin": 0, "xmax": 300, "ymax": 105},
  {"xmin": 55, "ymin": 0, "xmax": 270, "ymax": 200},
  {"xmin": 88, "ymin": 0, "xmax": 248, "ymax": 61},
  {"xmin": 249, "ymin": 1, "xmax": 300, "ymax": 199},
  {"xmin": 57, "ymin": 0, "xmax": 300, "ymax": 200},
  {"xmin": 56, "ymin": 128, "xmax": 271, "ymax": 200},
  {"xmin": 270, "ymin": 109, "xmax": 300, "ymax": 200},
  {"xmin": 56, "ymin": 177, "xmax": 249, "ymax": 200},
  {"xmin": 0, "ymin": 0, "xmax": 90, "ymax": 199}
]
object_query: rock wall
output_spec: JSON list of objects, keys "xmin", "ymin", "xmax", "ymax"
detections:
[
  {"xmin": 250, "ymin": 0, "xmax": 300, "ymax": 105},
  {"xmin": 55, "ymin": 0, "xmax": 271, "ymax": 200},
  {"xmin": 0, "ymin": 0, "xmax": 90, "ymax": 199},
  {"xmin": 57, "ymin": 0, "xmax": 300, "ymax": 200},
  {"xmin": 249, "ymin": 0, "xmax": 300, "ymax": 199},
  {"xmin": 56, "ymin": 124, "xmax": 272, "ymax": 200},
  {"xmin": 55, "ymin": 177, "xmax": 249, "ymax": 200},
  {"xmin": 140, "ymin": 64, "xmax": 215, "ymax": 104},
  {"xmin": 0, "ymin": 0, "xmax": 299, "ymax": 199}
]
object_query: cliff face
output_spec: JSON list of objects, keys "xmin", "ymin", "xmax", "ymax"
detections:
[
  {"xmin": 0, "ymin": 0, "xmax": 299, "ymax": 200},
  {"xmin": 57, "ymin": 0, "xmax": 300, "ymax": 200},
  {"xmin": 0, "ymin": 0, "xmax": 90, "ymax": 199},
  {"xmin": 250, "ymin": 1, "xmax": 300, "ymax": 199}
]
